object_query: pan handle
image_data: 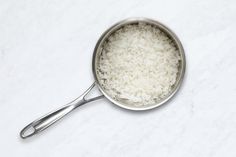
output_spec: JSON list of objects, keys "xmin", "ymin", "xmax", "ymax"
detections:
[{"xmin": 20, "ymin": 82, "xmax": 104, "ymax": 139}]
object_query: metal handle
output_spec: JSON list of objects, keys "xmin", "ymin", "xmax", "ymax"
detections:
[{"xmin": 20, "ymin": 83, "xmax": 103, "ymax": 139}]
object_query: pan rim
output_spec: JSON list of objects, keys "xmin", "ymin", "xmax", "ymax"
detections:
[{"xmin": 92, "ymin": 17, "xmax": 186, "ymax": 111}]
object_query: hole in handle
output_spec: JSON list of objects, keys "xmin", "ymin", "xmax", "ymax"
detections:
[
  {"xmin": 20, "ymin": 124, "xmax": 36, "ymax": 139},
  {"xmin": 82, "ymin": 83, "xmax": 104, "ymax": 102}
]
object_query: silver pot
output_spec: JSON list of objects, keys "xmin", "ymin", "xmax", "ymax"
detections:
[{"xmin": 20, "ymin": 17, "xmax": 186, "ymax": 139}]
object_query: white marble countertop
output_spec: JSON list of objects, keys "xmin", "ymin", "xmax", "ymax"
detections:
[{"xmin": 0, "ymin": 0, "xmax": 236, "ymax": 156}]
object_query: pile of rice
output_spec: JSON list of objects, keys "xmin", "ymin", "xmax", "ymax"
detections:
[{"xmin": 97, "ymin": 23, "xmax": 180, "ymax": 106}]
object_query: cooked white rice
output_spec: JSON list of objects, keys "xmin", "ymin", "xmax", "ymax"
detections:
[{"xmin": 97, "ymin": 23, "xmax": 180, "ymax": 106}]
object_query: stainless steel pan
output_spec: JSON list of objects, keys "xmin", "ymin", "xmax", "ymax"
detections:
[{"xmin": 20, "ymin": 17, "xmax": 186, "ymax": 139}]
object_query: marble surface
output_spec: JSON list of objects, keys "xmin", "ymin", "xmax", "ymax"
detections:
[{"xmin": 0, "ymin": 0, "xmax": 236, "ymax": 156}]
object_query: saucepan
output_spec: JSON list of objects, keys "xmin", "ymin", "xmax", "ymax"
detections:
[{"xmin": 20, "ymin": 17, "xmax": 186, "ymax": 139}]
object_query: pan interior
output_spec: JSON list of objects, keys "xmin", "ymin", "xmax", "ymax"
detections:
[{"xmin": 92, "ymin": 18, "xmax": 185, "ymax": 110}]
